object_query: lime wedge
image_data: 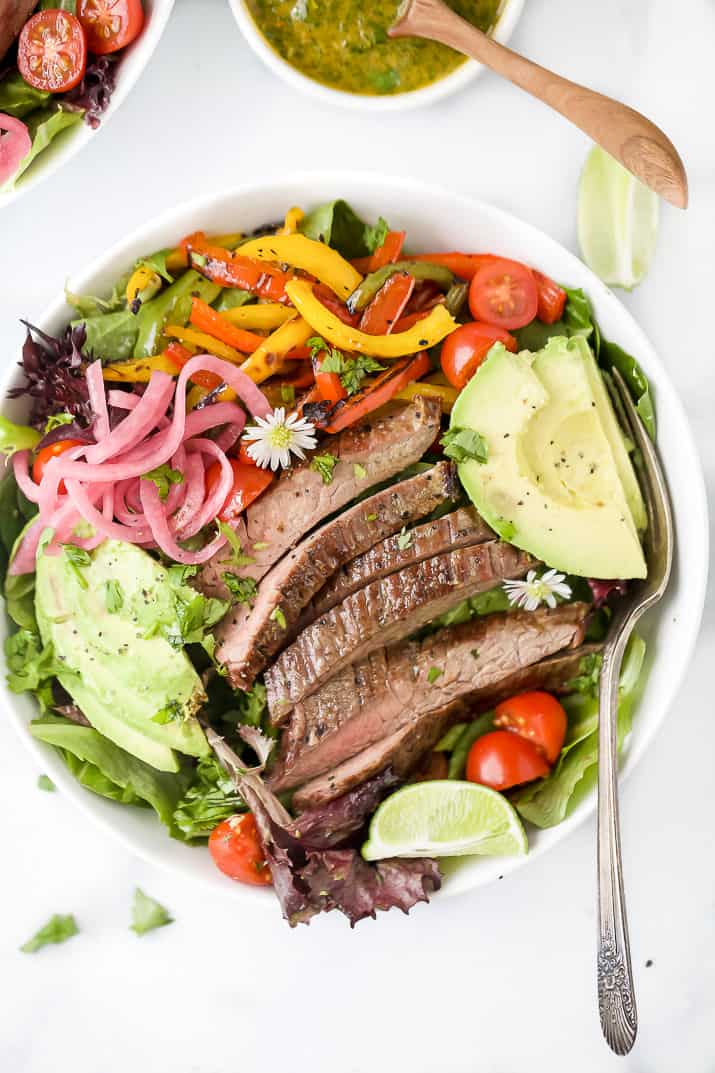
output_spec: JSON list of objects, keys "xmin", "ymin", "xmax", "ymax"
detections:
[
  {"xmin": 577, "ymin": 145, "xmax": 659, "ymax": 289},
  {"xmin": 361, "ymin": 780, "xmax": 528, "ymax": 861}
]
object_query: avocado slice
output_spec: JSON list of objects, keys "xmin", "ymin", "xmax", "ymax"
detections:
[
  {"xmin": 35, "ymin": 539, "xmax": 211, "ymax": 770},
  {"xmin": 451, "ymin": 336, "xmax": 647, "ymax": 579}
]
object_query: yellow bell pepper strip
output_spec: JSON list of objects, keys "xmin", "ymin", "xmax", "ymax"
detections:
[
  {"xmin": 285, "ymin": 279, "xmax": 458, "ymax": 359},
  {"xmin": 238, "ymin": 315, "xmax": 314, "ymax": 384},
  {"xmin": 278, "ymin": 206, "xmax": 305, "ymax": 235},
  {"xmin": 125, "ymin": 265, "xmax": 162, "ymax": 308},
  {"xmin": 394, "ymin": 380, "xmax": 458, "ymax": 414},
  {"xmin": 102, "ymin": 354, "xmax": 182, "ymax": 382},
  {"xmin": 165, "ymin": 232, "xmax": 244, "ymax": 274},
  {"xmin": 164, "ymin": 324, "xmax": 243, "ymax": 364},
  {"xmin": 238, "ymin": 234, "xmax": 362, "ymax": 300},
  {"xmin": 220, "ymin": 303, "xmax": 294, "ymax": 331}
]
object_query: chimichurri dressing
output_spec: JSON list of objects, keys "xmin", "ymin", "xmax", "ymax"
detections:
[{"xmin": 244, "ymin": 0, "xmax": 503, "ymax": 96}]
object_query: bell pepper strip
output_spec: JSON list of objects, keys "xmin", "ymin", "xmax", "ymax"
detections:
[
  {"xmin": 285, "ymin": 279, "xmax": 457, "ymax": 359},
  {"xmin": 189, "ymin": 297, "xmax": 266, "ymax": 353},
  {"xmin": 444, "ymin": 281, "xmax": 470, "ymax": 317},
  {"xmin": 409, "ymin": 253, "xmax": 499, "ymax": 280},
  {"xmin": 163, "ymin": 342, "xmax": 223, "ymax": 390},
  {"xmin": 278, "ymin": 206, "xmax": 305, "ymax": 235},
  {"xmin": 102, "ymin": 353, "xmax": 182, "ymax": 382},
  {"xmin": 165, "ymin": 232, "xmax": 244, "ymax": 274},
  {"xmin": 125, "ymin": 265, "xmax": 162, "ymax": 308},
  {"xmin": 532, "ymin": 270, "xmax": 567, "ymax": 323},
  {"xmin": 314, "ymin": 283, "xmax": 360, "ymax": 326},
  {"xmin": 359, "ymin": 272, "xmax": 415, "ymax": 335},
  {"xmin": 346, "ymin": 260, "xmax": 454, "ymax": 314},
  {"xmin": 237, "ymin": 233, "xmax": 362, "ymax": 299},
  {"xmin": 323, "ymin": 352, "xmax": 431, "ymax": 434},
  {"xmin": 313, "ymin": 346, "xmax": 348, "ymax": 404},
  {"xmin": 220, "ymin": 303, "xmax": 294, "ymax": 331},
  {"xmin": 238, "ymin": 316, "xmax": 315, "ymax": 385},
  {"xmin": 394, "ymin": 380, "xmax": 458, "ymax": 414},
  {"xmin": 352, "ymin": 230, "xmax": 406, "ymax": 274},
  {"xmin": 164, "ymin": 324, "xmax": 243, "ymax": 364},
  {"xmin": 392, "ymin": 309, "xmax": 430, "ymax": 333},
  {"xmin": 186, "ymin": 234, "xmax": 293, "ymax": 302}
]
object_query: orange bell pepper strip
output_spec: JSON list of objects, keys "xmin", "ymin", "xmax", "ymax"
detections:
[
  {"xmin": 359, "ymin": 272, "xmax": 415, "ymax": 335},
  {"xmin": 408, "ymin": 253, "xmax": 498, "ymax": 280},
  {"xmin": 323, "ymin": 352, "xmax": 431, "ymax": 434},
  {"xmin": 164, "ymin": 342, "xmax": 223, "ymax": 391},
  {"xmin": 164, "ymin": 325, "xmax": 243, "ymax": 364},
  {"xmin": 352, "ymin": 230, "xmax": 406, "ymax": 274},
  {"xmin": 184, "ymin": 232, "xmax": 292, "ymax": 302},
  {"xmin": 189, "ymin": 297, "xmax": 265, "ymax": 354}
]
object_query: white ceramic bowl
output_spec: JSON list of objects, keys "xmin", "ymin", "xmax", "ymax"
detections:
[
  {"xmin": 0, "ymin": 0, "xmax": 175, "ymax": 209},
  {"xmin": 1, "ymin": 173, "xmax": 708, "ymax": 906},
  {"xmin": 228, "ymin": 0, "xmax": 524, "ymax": 111}
]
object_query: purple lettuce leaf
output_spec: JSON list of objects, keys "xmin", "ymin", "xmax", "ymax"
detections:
[
  {"xmin": 8, "ymin": 321, "xmax": 93, "ymax": 430},
  {"xmin": 62, "ymin": 56, "xmax": 118, "ymax": 130},
  {"xmin": 290, "ymin": 769, "xmax": 400, "ymax": 850},
  {"xmin": 588, "ymin": 578, "xmax": 628, "ymax": 608}
]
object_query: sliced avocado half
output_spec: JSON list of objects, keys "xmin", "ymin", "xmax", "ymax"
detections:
[
  {"xmin": 451, "ymin": 336, "xmax": 647, "ymax": 579},
  {"xmin": 35, "ymin": 539, "xmax": 211, "ymax": 771}
]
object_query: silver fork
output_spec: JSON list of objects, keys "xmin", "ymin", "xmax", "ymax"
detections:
[{"xmin": 596, "ymin": 369, "xmax": 674, "ymax": 1054}]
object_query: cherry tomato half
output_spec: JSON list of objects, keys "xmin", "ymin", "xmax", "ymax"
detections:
[
  {"xmin": 440, "ymin": 321, "xmax": 517, "ymax": 389},
  {"xmin": 493, "ymin": 690, "xmax": 567, "ymax": 765},
  {"xmin": 78, "ymin": 0, "xmax": 145, "ymax": 55},
  {"xmin": 32, "ymin": 439, "xmax": 83, "ymax": 494},
  {"xmin": 209, "ymin": 813, "xmax": 272, "ymax": 886},
  {"xmin": 205, "ymin": 457, "xmax": 273, "ymax": 520},
  {"xmin": 18, "ymin": 11, "xmax": 87, "ymax": 93},
  {"xmin": 465, "ymin": 730, "xmax": 549, "ymax": 791},
  {"xmin": 468, "ymin": 257, "xmax": 538, "ymax": 331},
  {"xmin": 532, "ymin": 270, "xmax": 567, "ymax": 324}
]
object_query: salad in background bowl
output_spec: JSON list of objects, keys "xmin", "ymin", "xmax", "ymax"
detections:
[
  {"xmin": 0, "ymin": 0, "xmax": 174, "ymax": 206},
  {"xmin": 0, "ymin": 175, "xmax": 706, "ymax": 924}
]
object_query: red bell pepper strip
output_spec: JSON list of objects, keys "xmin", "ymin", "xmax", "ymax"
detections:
[
  {"xmin": 409, "ymin": 252, "xmax": 499, "ymax": 280},
  {"xmin": 323, "ymin": 351, "xmax": 431, "ymax": 434},
  {"xmin": 352, "ymin": 230, "xmax": 406, "ymax": 274},
  {"xmin": 532, "ymin": 270, "xmax": 567, "ymax": 323},
  {"xmin": 189, "ymin": 297, "xmax": 266, "ymax": 353},
  {"xmin": 359, "ymin": 272, "xmax": 415, "ymax": 335},
  {"xmin": 392, "ymin": 309, "xmax": 431, "ymax": 333},
  {"xmin": 163, "ymin": 342, "xmax": 223, "ymax": 390},
  {"xmin": 313, "ymin": 283, "xmax": 360, "ymax": 326},
  {"xmin": 185, "ymin": 233, "xmax": 292, "ymax": 302}
]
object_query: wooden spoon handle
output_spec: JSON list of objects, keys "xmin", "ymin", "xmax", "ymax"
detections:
[{"xmin": 391, "ymin": 0, "xmax": 688, "ymax": 208}]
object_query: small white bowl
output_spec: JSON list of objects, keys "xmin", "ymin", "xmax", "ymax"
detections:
[
  {"xmin": 1, "ymin": 173, "xmax": 708, "ymax": 907},
  {"xmin": 228, "ymin": 0, "xmax": 524, "ymax": 111},
  {"xmin": 0, "ymin": 0, "xmax": 175, "ymax": 209}
]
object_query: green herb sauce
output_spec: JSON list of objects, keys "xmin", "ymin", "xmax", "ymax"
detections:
[{"xmin": 245, "ymin": 0, "xmax": 503, "ymax": 96}]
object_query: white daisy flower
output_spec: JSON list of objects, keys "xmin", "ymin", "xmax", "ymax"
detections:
[
  {"xmin": 503, "ymin": 568, "xmax": 572, "ymax": 612},
  {"xmin": 242, "ymin": 407, "xmax": 318, "ymax": 472}
]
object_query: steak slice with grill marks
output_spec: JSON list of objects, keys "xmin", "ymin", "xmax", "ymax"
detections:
[
  {"xmin": 269, "ymin": 603, "xmax": 590, "ymax": 800},
  {"xmin": 266, "ymin": 541, "xmax": 534, "ymax": 723},
  {"xmin": 300, "ymin": 505, "xmax": 494, "ymax": 628},
  {"xmin": 215, "ymin": 461, "xmax": 459, "ymax": 691}
]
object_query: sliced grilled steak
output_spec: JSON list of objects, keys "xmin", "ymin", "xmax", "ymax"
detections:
[
  {"xmin": 302, "ymin": 505, "xmax": 494, "ymax": 626},
  {"xmin": 270, "ymin": 603, "xmax": 589, "ymax": 799},
  {"xmin": 0, "ymin": 1, "xmax": 36, "ymax": 61},
  {"xmin": 266, "ymin": 541, "xmax": 534, "ymax": 722},
  {"xmin": 215, "ymin": 461, "xmax": 458, "ymax": 691}
]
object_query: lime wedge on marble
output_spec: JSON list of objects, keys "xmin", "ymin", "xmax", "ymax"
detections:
[
  {"xmin": 361, "ymin": 780, "xmax": 528, "ymax": 860},
  {"xmin": 577, "ymin": 145, "xmax": 659, "ymax": 289}
]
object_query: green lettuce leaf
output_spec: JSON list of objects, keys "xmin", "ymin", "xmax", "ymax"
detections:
[
  {"xmin": 3, "ymin": 106, "xmax": 83, "ymax": 191},
  {"xmin": 65, "ymin": 273, "xmax": 131, "ymax": 318},
  {"xmin": 172, "ymin": 754, "xmax": 245, "ymax": 840},
  {"xmin": 513, "ymin": 633, "xmax": 646, "ymax": 828},
  {"xmin": 0, "ymin": 71, "xmax": 50, "ymax": 118},
  {"xmin": 136, "ymin": 249, "xmax": 174, "ymax": 284},
  {"xmin": 5, "ymin": 629, "xmax": 61, "ymax": 705},
  {"xmin": 299, "ymin": 200, "xmax": 389, "ymax": 259},
  {"xmin": 30, "ymin": 715, "xmax": 192, "ymax": 834},
  {"xmin": 130, "ymin": 888, "xmax": 173, "ymax": 935},
  {"xmin": 599, "ymin": 338, "xmax": 655, "ymax": 440},
  {"xmin": 425, "ymin": 585, "xmax": 512, "ymax": 632},
  {"xmin": 0, "ymin": 470, "xmax": 38, "ymax": 581},
  {"xmin": 133, "ymin": 270, "xmax": 221, "ymax": 358},
  {"xmin": 72, "ymin": 309, "xmax": 138, "ymax": 362}
]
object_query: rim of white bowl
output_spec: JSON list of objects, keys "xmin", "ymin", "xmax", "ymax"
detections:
[
  {"xmin": 228, "ymin": 0, "xmax": 525, "ymax": 112},
  {"xmin": 1, "ymin": 172, "xmax": 709, "ymax": 908},
  {"xmin": 0, "ymin": 0, "xmax": 176, "ymax": 210}
]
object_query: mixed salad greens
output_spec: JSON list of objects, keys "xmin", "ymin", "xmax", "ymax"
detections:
[
  {"xmin": 1, "ymin": 199, "xmax": 654, "ymax": 926},
  {"xmin": 0, "ymin": 1, "xmax": 145, "ymax": 193}
]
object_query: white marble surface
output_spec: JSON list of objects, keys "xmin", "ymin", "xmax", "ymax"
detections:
[{"xmin": 0, "ymin": 1, "xmax": 713, "ymax": 1070}]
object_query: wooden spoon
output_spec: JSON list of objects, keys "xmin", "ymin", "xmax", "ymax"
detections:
[{"xmin": 390, "ymin": 0, "xmax": 688, "ymax": 208}]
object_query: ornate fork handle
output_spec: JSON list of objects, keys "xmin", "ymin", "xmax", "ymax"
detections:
[{"xmin": 597, "ymin": 624, "xmax": 638, "ymax": 1055}]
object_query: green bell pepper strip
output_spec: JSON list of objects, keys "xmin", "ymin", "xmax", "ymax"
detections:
[
  {"xmin": 443, "ymin": 281, "xmax": 469, "ymax": 318},
  {"xmin": 346, "ymin": 260, "xmax": 455, "ymax": 314},
  {"xmin": 133, "ymin": 271, "xmax": 221, "ymax": 358}
]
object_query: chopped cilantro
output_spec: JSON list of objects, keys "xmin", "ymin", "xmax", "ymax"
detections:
[
  {"xmin": 310, "ymin": 453, "xmax": 338, "ymax": 484},
  {"xmin": 104, "ymin": 579, "xmax": 124, "ymax": 614},
  {"xmin": 397, "ymin": 527, "xmax": 413, "ymax": 551},
  {"xmin": 141, "ymin": 463, "xmax": 184, "ymax": 501},
  {"xmin": 21, "ymin": 913, "xmax": 78, "ymax": 953},
  {"xmin": 130, "ymin": 888, "xmax": 173, "ymax": 936},
  {"xmin": 353, "ymin": 463, "xmax": 367, "ymax": 480},
  {"xmin": 365, "ymin": 513, "xmax": 377, "ymax": 522},
  {"xmin": 37, "ymin": 774, "xmax": 56, "ymax": 792},
  {"xmin": 440, "ymin": 427, "xmax": 489, "ymax": 464},
  {"xmin": 44, "ymin": 412, "xmax": 74, "ymax": 434},
  {"xmin": 270, "ymin": 606, "xmax": 287, "ymax": 630},
  {"xmin": 62, "ymin": 544, "xmax": 91, "ymax": 590},
  {"xmin": 152, "ymin": 700, "xmax": 182, "ymax": 725},
  {"xmin": 217, "ymin": 521, "xmax": 255, "ymax": 566},
  {"xmin": 223, "ymin": 573, "xmax": 258, "ymax": 606},
  {"xmin": 427, "ymin": 667, "xmax": 443, "ymax": 684},
  {"xmin": 280, "ymin": 383, "xmax": 296, "ymax": 406},
  {"xmin": 309, "ymin": 338, "xmax": 385, "ymax": 396}
]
